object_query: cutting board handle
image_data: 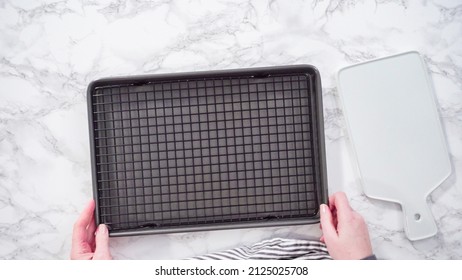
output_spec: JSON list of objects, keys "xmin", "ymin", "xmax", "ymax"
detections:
[{"xmin": 402, "ymin": 199, "xmax": 437, "ymax": 241}]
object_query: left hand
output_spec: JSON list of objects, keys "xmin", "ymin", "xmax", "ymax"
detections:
[{"xmin": 70, "ymin": 200, "xmax": 112, "ymax": 260}]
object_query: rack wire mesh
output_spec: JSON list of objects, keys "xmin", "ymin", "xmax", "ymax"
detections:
[{"xmin": 89, "ymin": 67, "xmax": 326, "ymax": 235}]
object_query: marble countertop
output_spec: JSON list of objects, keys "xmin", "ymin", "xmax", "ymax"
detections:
[{"xmin": 1, "ymin": 0, "xmax": 461, "ymax": 260}]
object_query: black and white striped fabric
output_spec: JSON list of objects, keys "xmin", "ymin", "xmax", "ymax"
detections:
[{"xmin": 190, "ymin": 238, "xmax": 332, "ymax": 260}]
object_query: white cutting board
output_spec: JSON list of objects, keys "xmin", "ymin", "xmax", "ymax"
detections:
[{"xmin": 338, "ymin": 51, "xmax": 451, "ymax": 241}]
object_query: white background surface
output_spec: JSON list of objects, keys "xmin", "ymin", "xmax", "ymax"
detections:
[{"xmin": 0, "ymin": 0, "xmax": 461, "ymax": 259}]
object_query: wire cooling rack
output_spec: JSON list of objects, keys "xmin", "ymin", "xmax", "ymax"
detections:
[{"xmin": 88, "ymin": 66, "xmax": 327, "ymax": 236}]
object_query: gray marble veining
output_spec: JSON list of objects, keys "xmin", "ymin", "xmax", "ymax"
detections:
[{"xmin": 0, "ymin": 0, "xmax": 461, "ymax": 259}]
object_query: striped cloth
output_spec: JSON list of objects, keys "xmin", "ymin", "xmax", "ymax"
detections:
[{"xmin": 190, "ymin": 238, "xmax": 332, "ymax": 260}]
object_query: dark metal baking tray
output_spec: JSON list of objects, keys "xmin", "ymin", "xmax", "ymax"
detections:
[{"xmin": 87, "ymin": 65, "xmax": 328, "ymax": 236}]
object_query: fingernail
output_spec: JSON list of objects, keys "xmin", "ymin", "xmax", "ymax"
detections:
[
  {"xmin": 321, "ymin": 204, "xmax": 326, "ymax": 214},
  {"xmin": 98, "ymin": 224, "xmax": 107, "ymax": 234}
]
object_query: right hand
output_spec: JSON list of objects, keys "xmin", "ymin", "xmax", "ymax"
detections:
[{"xmin": 319, "ymin": 192, "xmax": 373, "ymax": 260}]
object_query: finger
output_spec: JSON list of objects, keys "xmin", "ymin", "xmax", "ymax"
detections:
[
  {"xmin": 74, "ymin": 200, "xmax": 95, "ymax": 232},
  {"xmin": 329, "ymin": 195, "xmax": 335, "ymax": 208},
  {"xmin": 328, "ymin": 195, "xmax": 337, "ymax": 222},
  {"xmin": 320, "ymin": 236, "xmax": 325, "ymax": 243},
  {"xmin": 319, "ymin": 204, "xmax": 338, "ymax": 241},
  {"xmin": 329, "ymin": 192, "xmax": 354, "ymax": 222},
  {"xmin": 327, "ymin": 195, "xmax": 338, "ymax": 228},
  {"xmin": 87, "ymin": 214, "xmax": 96, "ymax": 250},
  {"xmin": 72, "ymin": 200, "xmax": 95, "ymax": 246},
  {"xmin": 93, "ymin": 224, "xmax": 112, "ymax": 260},
  {"xmin": 331, "ymin": 207, "xmax": 338, "ymax": 227}
]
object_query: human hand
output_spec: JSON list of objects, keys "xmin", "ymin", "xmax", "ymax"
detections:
[
  {"xmin": 71, "ymin": 200, "xmax": 112, "ymax": 260},
  {"xmin": 319, "ymin": 192, "xmax": 373, "ymax": 260}
]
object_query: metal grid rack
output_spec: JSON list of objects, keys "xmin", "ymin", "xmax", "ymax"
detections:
[{"xmin": 88, "ymin": 66, "xmax": 327, "ymax": 236}]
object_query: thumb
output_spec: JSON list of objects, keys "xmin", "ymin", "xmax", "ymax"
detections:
[
  {"xmin": 93, "ymin": 224, "xmax": 112, "ymax": 260},
  {"xmin": 319, "ymin": 204, "xmax": 338, "ymax": 242}
]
